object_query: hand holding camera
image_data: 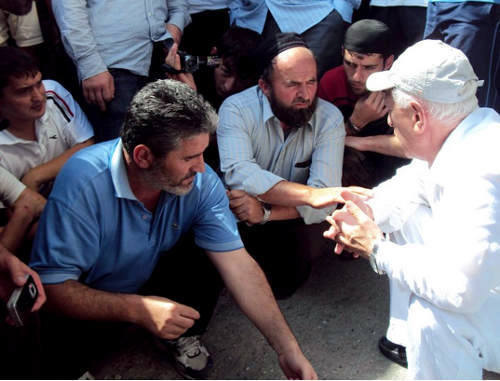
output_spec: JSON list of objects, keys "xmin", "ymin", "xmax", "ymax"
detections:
[{"xmin": 0, "ymin": 247, "xmax": 46, "ymax": 326}]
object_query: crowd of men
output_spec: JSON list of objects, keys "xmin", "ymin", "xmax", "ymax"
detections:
[{"xmin": 0, "ymin": 0, "xmax": 499, "ymax": 379}]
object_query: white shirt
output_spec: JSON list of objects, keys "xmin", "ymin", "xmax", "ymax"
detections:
[
  {"xmin": 0, "ymin": 166, "xmax": 25, "ymax": 206},
  {"xmin": 370, "ymin": 107, "xmax": 500, "ymax": 314},
  {"xmin": 0, "ymin": 80, "xmax": 94, "ymax": 206}
]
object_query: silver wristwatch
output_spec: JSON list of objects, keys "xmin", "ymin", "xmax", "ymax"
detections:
[
  {"xmin": 369, "ymin": 239, "xmax": 385, "ymax": 275},
  {"xmin": 260, "ymin": 203, "xmax": 272, "ymax": 224}
]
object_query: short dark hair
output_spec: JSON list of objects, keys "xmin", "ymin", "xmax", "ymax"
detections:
[
  {"xmin": 121, "ymin": 79, "xmax": 217, "ymax": 158},
  {"xmin": 0, "ymin": 47, "xmax": 39, "ymax": 96},
  {"xmin": 216, "ymin": 26, "xmax": 262, "ymax": 82}
]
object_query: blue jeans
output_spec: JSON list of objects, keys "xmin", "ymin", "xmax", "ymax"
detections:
[
  {"xmin": 424, "ymin": 2, "xmax": 500, "ymax": 111},
  {"xmin": 85, "ymin": 69, "xmax": 148, "ymax": 142}
]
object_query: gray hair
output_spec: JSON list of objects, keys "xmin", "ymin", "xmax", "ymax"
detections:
[
  {"xmin": 391, "ymin": 87, "xmax": 478, "ymax": 123},
  {"xmin": 121, "ymin": 79, "xmax": 218, "ymax": 158}
]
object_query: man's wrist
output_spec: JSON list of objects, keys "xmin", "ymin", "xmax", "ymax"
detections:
[
  {"xmin": 369, "ymin": 236, "xmax": 385, "ymax": 275},
  {"xmin": 348, "ymin": 117, "xmax": 362, "ymax": 134},
  {"xmin": 260, "ymin": 203, "xmax": 272, "ymax": 224}
]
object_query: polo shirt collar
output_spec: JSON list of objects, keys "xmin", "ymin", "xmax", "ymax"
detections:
[{"xmin": 110, "ymin": 139, "xmax": 137, "ymax": 200}]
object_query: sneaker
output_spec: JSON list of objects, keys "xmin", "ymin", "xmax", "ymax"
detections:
[{"xmin": 157, "ymin": 335, "xmax": 213, "ymax": 379}]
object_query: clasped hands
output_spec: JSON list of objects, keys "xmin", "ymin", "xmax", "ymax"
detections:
[{"xmin": 323, "ymin": 190, "xmax": 383, "ymax": 259}]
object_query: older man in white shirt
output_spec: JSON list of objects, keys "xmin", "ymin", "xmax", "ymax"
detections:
[{"xmin": 325, "ymin": 40, "xmax": 500, "ymax": 379}]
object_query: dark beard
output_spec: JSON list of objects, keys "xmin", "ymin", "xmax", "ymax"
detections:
[{"xmin": 268, "ymin": 92, "xmax": 317, "ymax": 129}]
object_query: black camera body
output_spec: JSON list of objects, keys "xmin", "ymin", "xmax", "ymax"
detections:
[{"xmin": 179, "ymin": 52, "xmax": 221, "ymax": 73}]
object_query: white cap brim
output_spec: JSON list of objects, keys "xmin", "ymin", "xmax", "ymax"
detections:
[{"xmin": 366, "ymin": 71, "xmax": 396, "ymax": 92}]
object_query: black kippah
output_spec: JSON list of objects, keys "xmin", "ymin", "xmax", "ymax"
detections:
[
  {"xmin": 256, "ymin": 32, "xmax": 309, "ymax": 76},
  {"xmin": 343, "ymin": 19, "xmax": 393, "ymax": 56}
]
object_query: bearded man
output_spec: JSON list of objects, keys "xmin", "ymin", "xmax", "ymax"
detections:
[{"xmin": 217, "ymin": 33, "xmax": 345, "ymax": 299}]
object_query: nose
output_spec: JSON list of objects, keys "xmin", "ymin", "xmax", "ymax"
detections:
[
  {"xmin": 297, "ymin": 83, "xmax": 312, "ymax": 101},
  {"xmin": 32, "ymin": 85, "xmax": 44, "ymax": 102},
  {"xmin": 352, "ymin": 66, "xmax": 366, "ymax": 83},
  {"xmin": 193, "ymin": 156, "xmax": 205, "ymax": 173}
]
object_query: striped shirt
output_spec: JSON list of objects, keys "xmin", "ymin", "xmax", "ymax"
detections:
[
  {"xmin": 217, "ymin": 85, "xmax": 345, "ymax": 224},
  {"xmin": 229, "ymin": 0, "xmax": 361, "ymax": 34}
]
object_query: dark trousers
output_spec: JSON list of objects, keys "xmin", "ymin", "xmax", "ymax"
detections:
[
  {"xmin": 262, "ymin": 9, "xmax": 348, "ymax": 78},
  {"xmin": 424, "ymin": 2, "xmax": 500, "ymax": 111},
  {"xmin": 85, "ymin": 68, "xmax": 149, "ymax": 142},
  {"xmin": 239, "ymin": 219, "xmax": 333, "ymax": 299},
  {"xmin": 38, "ymin": 233, "xmax": 223, "ymax": 379}
]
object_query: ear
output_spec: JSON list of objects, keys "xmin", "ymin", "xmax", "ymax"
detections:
[
  {"xmin": 132, "ymin": 144, "xmax": 155, "ymax": 169},
  {"xmin": 384, "ymin": 55, "xmax": 394, "ymax": 70},
  {"xmin": 258, "ymin": 78, "xmax": 271, "ymax": 97},
  {"xmin": 410, "ymin": 101, "xmax": 426, "ymax": 135}
]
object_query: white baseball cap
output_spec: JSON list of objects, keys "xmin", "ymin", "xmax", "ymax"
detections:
[{"xmin": 366, "ymin": 39, "xmax": 483, "ymax": 104}]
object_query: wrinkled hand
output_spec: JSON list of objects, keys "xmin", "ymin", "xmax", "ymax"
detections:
[
  {"xmin": 164, "ymin": 42, "xmax": 197, "ymax": 91},
  {"xmin": 82, "ymin": 71, "xmax": 115, "ymax": 111},
  {"xmin": 227, "ymin": 189, "xmax": 264, "ymax": 225},
  {"xmin": 350, "ymin": 91, "xmax": 388, "ymax": 129},
  {"xmin": 324, "ymin": 191, "xmax": 381, "ymax": 257},
  {"xmin": 307, "ymin": 186, "xmax": 372, "ymax": 209},
  {"xmin": 0, "ymin": 250, "xmax": 46, "ymax": 312},
  {"xmin": 138, "ymin": 296, "xmax": 200, "ymax": 340},
  {"xmin": 278, "ymin": 349, "xmax": 318, "ymax": 380}
]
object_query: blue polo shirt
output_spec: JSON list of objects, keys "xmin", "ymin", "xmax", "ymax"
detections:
[{"xmin": 30, "ymin": 139, "xmax": 243, "ymax": 293}]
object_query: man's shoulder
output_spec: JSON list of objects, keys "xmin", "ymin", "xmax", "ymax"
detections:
[
  {"xmin": 220, "ymin": 85, "xmax": 261, "ymax": 110},
  {"xmin": 56, "ymin": 140, "xmax": 115, "ymax": 190},
  {"xmin": 315, "ymin": 97, "xmax": 344, "ymax": 123},
  {"xmin": 43, "ymin": 80, "xmax": 78, "ymax": 122},
  {"xmin": 318, "ymin": 65, "xmax": 350, "ymax": 105}
]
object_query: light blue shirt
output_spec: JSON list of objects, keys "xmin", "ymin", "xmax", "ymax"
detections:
[
  {"xmin": 30, "ymin": 139, "xmax": 243, "ymax": 293},
  {"xmin": 229, "ymin": 0, "xmax": 361, "ymax": 34},
  {"xmin": 52, "ymin": 0, "xmax": 190, "ymax": 81},
  {"xmin": 217, "ymin": 86, "xmax": 345, "ymax": 225}
]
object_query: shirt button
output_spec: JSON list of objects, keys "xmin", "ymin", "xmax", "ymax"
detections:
[{"xmin": 142, "ymin": 214, "xmax": 148, "ymax": 220}]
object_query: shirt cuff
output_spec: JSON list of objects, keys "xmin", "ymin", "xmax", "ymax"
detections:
[
  {"xmin": 78, "ymin": 52, "xmax": 108, "ymax": 82},
  {"xmin": 297, "ymin": 204, "xmax": 335, "ymax": 225}
]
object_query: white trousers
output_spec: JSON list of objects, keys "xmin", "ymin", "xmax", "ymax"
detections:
[
  {"xmin": 407, "ymin": 293, "xmax": 500, "ymax": 379},
  {"xmin": 385, "ymin": 206, "xmax": 500, "ymax": 379}
]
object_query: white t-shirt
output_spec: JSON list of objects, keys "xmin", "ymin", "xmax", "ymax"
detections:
[{"xmin": 0, "ymin": 79, "xmax": 94, "ymax": 206}]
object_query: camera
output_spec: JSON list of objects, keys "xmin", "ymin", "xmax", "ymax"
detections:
[
  {"xmin": 7, "ymin": 275, "xmax": 38, "ymax": 327},
  {"xmin": 162, "ymin": 38, "xmax": 221, "ymax": 74},
  {"xmin": 179, "ymin": 52, "xmax": 221, "ymax": 73}
]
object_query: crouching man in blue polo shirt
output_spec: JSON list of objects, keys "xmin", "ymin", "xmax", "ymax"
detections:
[{"xmin": 29, "ymin": 80, "xmax": 317, "ymax": 380}]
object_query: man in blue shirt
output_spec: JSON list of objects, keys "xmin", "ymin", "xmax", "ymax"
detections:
[
  {"xmin": 51, "ymin": 0, "xmax": 190, "ymax": 141},
  {"xmin": 30, "ymin": 80, "xmax": 317, "ymax": 380},
  {"xmin": 229, "ymin": 0, "xmax": 361, "ymax": 77}
]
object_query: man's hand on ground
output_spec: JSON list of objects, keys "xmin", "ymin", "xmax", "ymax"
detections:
[
  {"xmin": 278, "ymin": 348, "xmax": 318, "ymax": 380},
  {"xmin": 227, "ymin": 189, "xmax": 264, "ymax": 225},
  {"xmin": 137, "ymin": 296, "xmax": 200, "ymax": 340},
  {"xmin": 82, "ymin": 71, "xmax": 115, "ymax": 111}
]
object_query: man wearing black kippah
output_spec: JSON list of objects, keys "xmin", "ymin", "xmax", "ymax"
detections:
[
  {"xmin": 319, "ymin": 19, "xmax": 409, "ymax": 189},
  {"xmin": 217, "ymin": 33, "xmax": 352, "ymax": 299}
]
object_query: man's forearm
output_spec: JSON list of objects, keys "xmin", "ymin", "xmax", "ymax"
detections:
[
  {"xmin": 345, "ymin": 134, "xmax": 408, "ymax": 158},
  {"xmin": 209, "ymin": 249, "xmax": 301, "ymax": 355},
  {"xmin": 45, "ymin": 280, "xmax": 139, "ymax": 323}
]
